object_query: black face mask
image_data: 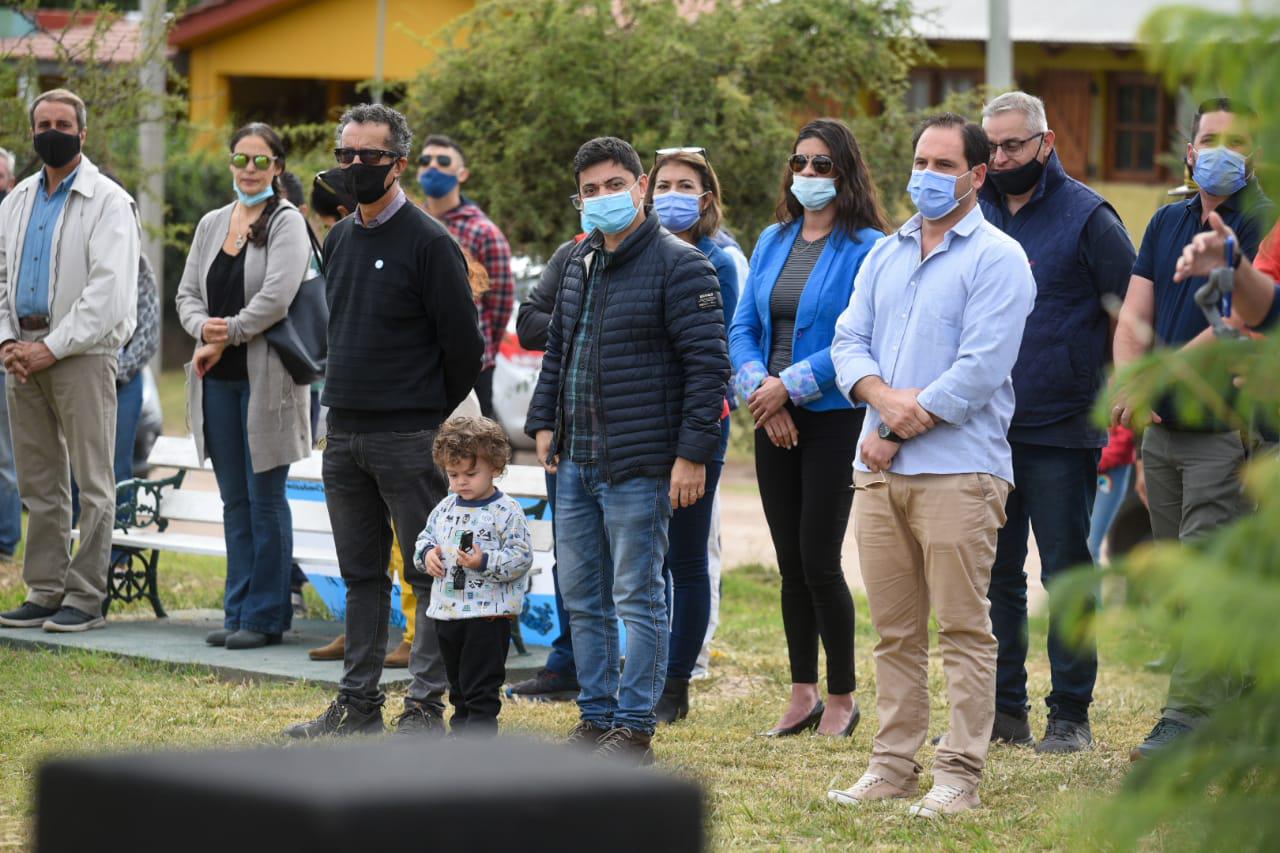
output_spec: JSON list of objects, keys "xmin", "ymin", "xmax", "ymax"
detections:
[
  {"xmin": 33, "ymin": 129, "xmax": 81, "ymax": 169},
  {"xmin": 344, "ymin": 162, "xmax": 395, "ymax": 205}
]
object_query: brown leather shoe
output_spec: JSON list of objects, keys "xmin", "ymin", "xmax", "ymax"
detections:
[
  {"xmin": 309, "ymin": 633, "xmax": 345, "ymax": 661},
  {"xmin": 384, "ymin": 639, "xmax": 411, "ymax": 668}
]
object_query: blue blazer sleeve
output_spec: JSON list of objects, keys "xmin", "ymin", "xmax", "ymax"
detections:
[{"xmin": 727, "ymin": 225, "xmax": 779, "ymax": 402}]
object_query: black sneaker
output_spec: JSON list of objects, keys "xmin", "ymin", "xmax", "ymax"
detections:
[
  {"xmin": 284, "ymin": 699, "xmax": 384, "ymax": 739},
  {"xmin": 593, "ymin": 726, "xmax": 654, "ymax": 766},
  {"xmin": 1130, "ymin": 717, "xmax": 1192, "ymax": 762},
  {"xmin": 565, "ymin": 720, "xmax": 610, "ymax": 751},
  {"xmin": 1035, "ymin": 717, "xmax": 1093, "ymax": 754},
  {"xmin": 931, "ymin": 709, "xmax": 1035, "ymax": 747},
  {"xmin": 43, "ymin": 606, "xmax": 106, "ymax": 633},
  {"xmin": 393, "ymin": 705, "xmax": 445, "ymax": 738},
  {"xmin": 0, "ymin": 601, "xmax": 59, "ymax": 628},
  {"xmin": 506, "ymin": 667, "xmax": 579, "ymax": 702}
]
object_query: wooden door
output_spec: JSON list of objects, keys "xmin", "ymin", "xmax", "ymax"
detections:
[{"xmin": 1038, "ymin": 71, "xmax": 1093, "ymax": 179}]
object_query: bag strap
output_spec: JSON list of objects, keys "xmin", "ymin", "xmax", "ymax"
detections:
[{"xmin": 302, "ymin": 218, "xmax": 325, "ymax": 276}]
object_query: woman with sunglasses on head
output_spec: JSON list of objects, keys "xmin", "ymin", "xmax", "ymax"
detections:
[
  {"xmin": 640, "ymin": 148, "xmax": 739, "ymax": 722},
  {"xmin": 729, "ymin": 117, "xmax": 889, "ymax": 737},
  {"xmin": 176, "ymin": 122, "xmax": 313, "ymax": 650}
]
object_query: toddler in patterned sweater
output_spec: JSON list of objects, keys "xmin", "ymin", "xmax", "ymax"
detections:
[{"xmin": 414, "ymin": 416, "xmax": 533, "ymax": 735}]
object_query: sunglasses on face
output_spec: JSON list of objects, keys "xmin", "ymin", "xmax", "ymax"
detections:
[
  {"xmin": 230, "ymin": 153, "xmax": 275, "ymax": 170},
  {"xmin": 789, "ymin": 154, "xmax": 834, "ymax": 175},
  {"xmin": 334, "ymin": 147, "xmax": 399, "ymax": 166},
  {"xmin": 418, "ymin": 153, "xmax": 454, "ymax": 168}
]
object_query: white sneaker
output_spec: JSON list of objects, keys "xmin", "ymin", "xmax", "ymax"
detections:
[
  {"xmin": 908, "ymin": 783, "xmax": 979, "ymax": 818},
  {"xmin": 828, "ymin": 772, "xmax": 913, "ymax": 806}
]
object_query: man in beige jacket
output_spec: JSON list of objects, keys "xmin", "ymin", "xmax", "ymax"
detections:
[{"xmin": 0, "ymin": 88, "xmax": 139, "ymax": 632}]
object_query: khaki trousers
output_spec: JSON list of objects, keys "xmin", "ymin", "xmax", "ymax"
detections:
[
  {"xmin": 8, "ymin": 343, "xmax": 117, "ymax": 615},
  {"xmin": 853, "ymin": 470, "xmax": 1010, "ymax": 791}
]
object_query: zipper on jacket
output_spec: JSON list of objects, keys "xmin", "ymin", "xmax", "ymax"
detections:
[{"xmin": 594, "ymin": 266, "xmax": 612, "ymax": 484}]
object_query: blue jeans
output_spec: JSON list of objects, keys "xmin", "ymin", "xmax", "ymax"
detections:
[
  {"xmin": 70, "ymin": 370, "xmax": 144, "ymax": 528},
  {"xmin": 555, "ymin": 460, "xmax": 671, "ymax": 734},
  {"xmin": 543, "ymin": 470, "xmax": 577, "ymax": 676},
  {"xmin": 203, "ymin": 378, "xmax": 293, "ymax": 635},
  {"xmin": 0, "ymin": 374, "xmax": 22, "ymax": 556},
  {"xmin": 1087, "ymin": 465, "xmax": 1132, "ymax": 562},
  {"xmin": 989, "ymin": 442, "xmax": 1099, "ymax": 723},
  {"xmin": 664, "ymin": 459, "xmax": 723, "ymax": 681}
]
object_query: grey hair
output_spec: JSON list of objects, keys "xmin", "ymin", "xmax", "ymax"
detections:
[
  {"xmin": 0, "ymin": 147, "xmax": 14, "ymax": 173},
  {"xmin": 29, "ymin": 88, "xmax": 87, "ymax": 132},
  {"xmin": 335, "ymin": 103, "xmax": 413, "ymax": 158},
  {"xmin": 982, "ymin": 91, "xmax": 1048, "ymax": 134}
]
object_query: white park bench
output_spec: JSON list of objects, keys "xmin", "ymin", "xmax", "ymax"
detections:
[{"xmin": 89, "ymin": 435, "xmax": 552, "ymax": 624}]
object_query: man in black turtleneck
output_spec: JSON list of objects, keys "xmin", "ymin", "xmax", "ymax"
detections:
[{"xmin": 286, "ymin": 102, "xmax": 483, "ymax": 740}]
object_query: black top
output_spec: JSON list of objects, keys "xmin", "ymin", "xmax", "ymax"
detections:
[
  {"xmin": 320, "ymin": 201, "xmax": 484, "ymax": 433},
  {"xmin": 205, "ymin": 248, "xmax": 247, "ymax": 381},
  {"xmin": 767, "ymin": 234, "xmax": 827, "ymax": 374}
]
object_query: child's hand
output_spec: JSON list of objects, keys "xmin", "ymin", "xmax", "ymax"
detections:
[
  {"xmin": 456, "ymin": 544, "xmax": 485, "ymax": 570},
  {"xmin": 425, "ymin": 545, "xmax": 446, "ymax": 578}
]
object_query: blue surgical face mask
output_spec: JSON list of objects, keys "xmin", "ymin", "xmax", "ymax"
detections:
[
  {"xmin": 653, "ymin": 191, "xmax": 705, "ymax": 233},
  {"xmin": 1192, "ymin": 146, "xmax": 1248, "ymax": 197},
  {"xmin": 907, "ymin": 168, "xmax": 974, "ymax": 221},
  {"xmin": 418, "ymin": 167, "xmax": 459, "ymax": 199},
  {"xmin": 234, "ymin": 180, "xmax": 274, "ymax": 207},
  {"xmin": 790, "ymin": 175, "xmax": 837, "ymax": 211},
  {"xmin": 581, "ymin": 180, "xmax": 640, "ymax": 234}
]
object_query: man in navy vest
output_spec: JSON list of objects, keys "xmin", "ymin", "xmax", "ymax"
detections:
[{"xmin": 978, "ymin": 92, "xmax": 1135, "ymax": 753}]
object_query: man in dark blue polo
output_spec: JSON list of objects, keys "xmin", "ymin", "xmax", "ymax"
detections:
[
  {"xmin": 1113, "ymin": 97, "xmax": 1271, "ymax": 760},
  {"xmin": 979, "ymin": 91, "xmax": 1135, "ymax": 754}
]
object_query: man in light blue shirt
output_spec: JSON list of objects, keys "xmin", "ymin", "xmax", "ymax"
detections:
[{"xmin": 825, "ymin": 113, "xmax": 1035, "ymax": 819}]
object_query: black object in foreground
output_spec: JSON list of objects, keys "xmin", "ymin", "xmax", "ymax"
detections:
[{"xmin": 36, "ymin": 736, "xmax": 702, "ymax": 853}]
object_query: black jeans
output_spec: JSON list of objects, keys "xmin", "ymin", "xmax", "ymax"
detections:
[
  {"xmin": 473, "ymin": 367, "xmax": 495, "ymax": 418},
  {"xmin": 989, "ymin": 442, "xmax": 1099, "ymax": 723},
  {"xmin": 754, "ymin": 404, "xmax": 862, "ymax": 694},
  {"xmin": 435, "ymin": 617, "xmax": 512, "ymax": 735},
  {"xmin": 323, "ymin": 429, "xmax": 448, "ymax": 713}
]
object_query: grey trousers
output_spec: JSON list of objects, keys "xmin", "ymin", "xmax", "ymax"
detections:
[
  {"xmin": 8, "ymin": 346, "xmax": 117, "ymax": 614},
  {"xmin": 1141, "ymin": 425, "xmax": 1249, "ymax": 724}
]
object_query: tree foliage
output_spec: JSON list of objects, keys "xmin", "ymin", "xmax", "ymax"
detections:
[
  {"xmin": 403, "ymin": 0, "xmax": 932, "ymax": 258},
  {"xmin": 1059, "ymin": 6, "xmax": 1280, "ymax": 848}
]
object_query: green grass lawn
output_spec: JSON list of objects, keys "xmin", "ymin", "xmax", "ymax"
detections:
[{"xmin": 0, "ymin": 552, "xmax": 1166, "ymax": 849}]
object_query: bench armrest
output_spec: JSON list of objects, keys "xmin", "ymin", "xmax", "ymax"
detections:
[{"xmin": 115, "ymin": 470, "xmax": 186, "ymax": 532}]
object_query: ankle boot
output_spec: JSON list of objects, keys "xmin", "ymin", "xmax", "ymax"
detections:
[{"xmin": 655, "ymin": 677, "xmax": 690, "ymax": 724}]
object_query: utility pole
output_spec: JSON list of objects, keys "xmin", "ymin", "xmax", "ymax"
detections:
[
  {"xmin": 139, "ymin": 0, "xmax": 166, "ymax": 370},
  {"xmin": 373, "ymin": 0, "xmax": 387, "ymax": 103},
  {"xmin": 987, "ymin": 0, "xmax": 1013, "ymax": 92}
]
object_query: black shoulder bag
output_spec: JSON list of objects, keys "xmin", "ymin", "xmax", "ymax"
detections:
[{"xmin": 264, "ymin": 214, "xmax": 328, "ymax": 385}]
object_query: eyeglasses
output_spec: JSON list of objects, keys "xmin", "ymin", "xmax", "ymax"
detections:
[
  {"xmin": 418, "ymin": 153, "xmax": 454, "ymax": 168},
  {"xmin": 988, "ymin": 132, "xmax": 1045, "ymax": 158},
  {"xmin": 570, "ymin": 177, "xmax": 638, "ymax": 210},
  {"xmin": 788, "ymin": 154, "xmax": 834, "ymax": 175},
  {"xmin": 334, "ymin": 147, "xmax": 399, "ymax": 166},
  {"xmin": 656, "ymin": 147, "xmax": 707, "ymax": 158},
  {"xmin": 230, "ymin": 153, "xmax": 275, "ymax": 170}
]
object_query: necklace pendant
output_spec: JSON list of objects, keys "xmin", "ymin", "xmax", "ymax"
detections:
[{"xmin": 233, "ymin": 233, "xmax": 246, "ymax": 251}]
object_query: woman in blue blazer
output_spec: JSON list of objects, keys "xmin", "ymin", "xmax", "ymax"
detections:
[{"xmin": 729, "ymin": 118, "xmax": 888, "ymax": 738}]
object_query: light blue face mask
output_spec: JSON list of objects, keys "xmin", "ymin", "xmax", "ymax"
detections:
[
  {"xmin": 907, "ymin": 168, "xmax": 974, "ymax": 221},
  {"xmin": 1192, "ymin": 146, "xmax": 1248, "ymax": 197},
  {"xmin": 234, "ymin": 180, "xmax": 274, "ymax": 207},
  {"xmin": 790, "ymin": 175, "xmax": 837, "ymax": 211},
  {"xmin": 581, "ymin": 180, "xmax": 640, "ymax": 234},
  {"xmin": 653, "ymin": 191, "xmax": 705, "ymax": 233}
]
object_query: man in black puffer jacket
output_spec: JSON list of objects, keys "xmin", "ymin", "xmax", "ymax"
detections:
[{"xmin": 526, "ymin": 137, "xmax": 729, "ymax": 764}]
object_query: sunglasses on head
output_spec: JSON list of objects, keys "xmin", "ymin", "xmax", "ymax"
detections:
[
  {"xmin": 334, "ymin": 147, "xmax": 399, "ymax": 166},
  {"xmin": 230, "ymin": 153, "xmax": 275, "ymax": 170},
  {"xmin": 788, "ymin": 154, "xmax": 834, "ymax": 175},
  {"xmin": 656, "ymin": 146, "xmax": 707, "ymax": 158},
  {"xmin": 418, "ymin": 153, "xmax": 454, "ymax": 168}
]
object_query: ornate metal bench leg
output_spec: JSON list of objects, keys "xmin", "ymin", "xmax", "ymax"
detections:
[{"xmin": 146, "ymin": 549, "xmax": 166, "ymax": 618}]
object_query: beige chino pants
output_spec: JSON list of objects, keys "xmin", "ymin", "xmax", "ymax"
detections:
[
  {"xmin": 853, "ymin": 470, "xmax": 1010, "ymax": 792},
  {"xmin": 8, "ymin": 337, "xmax": 117, "ymax": 615}
]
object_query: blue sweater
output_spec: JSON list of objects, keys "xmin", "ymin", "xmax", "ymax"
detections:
[{"xmin": 729, "ymin": 220, "xmax": 883, "ymax": 411}]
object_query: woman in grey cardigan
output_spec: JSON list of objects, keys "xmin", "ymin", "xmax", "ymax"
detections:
[{"xmin": 175, "ymin": 123, "xmax": 312, "ymax": 650}]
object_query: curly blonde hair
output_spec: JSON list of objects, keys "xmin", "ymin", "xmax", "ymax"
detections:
[{"xmin": 433, "ymin": 416, "xmax": 511, "ymax": 473}]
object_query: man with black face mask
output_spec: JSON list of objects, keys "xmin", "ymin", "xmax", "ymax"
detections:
[
  {"xmin": 974, "ymin": 92, "xmax": 1135, "ymax": 754},
  {"xmin": 285, "ymin": 103, "xmax": 483, "ymax": 739},
  {"xmin": 0, "ymin": 88, "xmax": 139, "ymax": 633}
]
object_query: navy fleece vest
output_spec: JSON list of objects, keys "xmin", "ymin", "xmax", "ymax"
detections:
[{"xmin": 980, "ymin": 153, "xmax": 1109, "ymax": 431}]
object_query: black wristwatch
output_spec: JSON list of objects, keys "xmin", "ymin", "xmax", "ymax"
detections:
[{"xmin": 877, "ymin": 423, "xmax": 905, "ymax": 443}]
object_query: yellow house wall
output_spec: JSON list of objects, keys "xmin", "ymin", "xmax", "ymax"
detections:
[{"xmin": 184, "ymin": 0, "xmax": 473, "ymax": 128}]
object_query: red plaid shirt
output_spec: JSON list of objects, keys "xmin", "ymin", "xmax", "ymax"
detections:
[{"xmin": 442, "ymin": 201, "xmax": 514, "ymax": 370}]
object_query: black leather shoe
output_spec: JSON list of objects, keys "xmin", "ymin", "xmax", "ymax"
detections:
[
  {"xmin": 655, "ymin": 677, "xmax": 690, "ymax": 724},
  {"xmin": 760, "ymin": 701, "xmax": 824, "ymax": 737},
  {"xmin": 822, "ymin": 701, "xmax": 861, "ymax": 737},
  {"xmin": 0, "ymin": 601, "xmax": 59, "ymax": 628},
  {"xmin": 205, "ymin": 630, "xmax": 233, "ymax": 646},
  {"xmin": 931, "ymin": 710, "xmax": 1034, "ymax": 747},
  {"xmin": 224, "ymin": 629, "xmax": 282, "ymax": 650}
]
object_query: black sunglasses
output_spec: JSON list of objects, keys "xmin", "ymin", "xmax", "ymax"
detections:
[
  {"xmin": 230, "ymin": 153, "xmax": 275, "ymax": 170},
  {"xmin": 418, "ymin": 153, "xmax": 454, "ymax": 168},
  {"xmin": 788, "ymin": 154, "xmax": 834, "ymax": 175},
  {"xmin": 334, "ymin": 147, "xmax": 399, "ymax": 166}
]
